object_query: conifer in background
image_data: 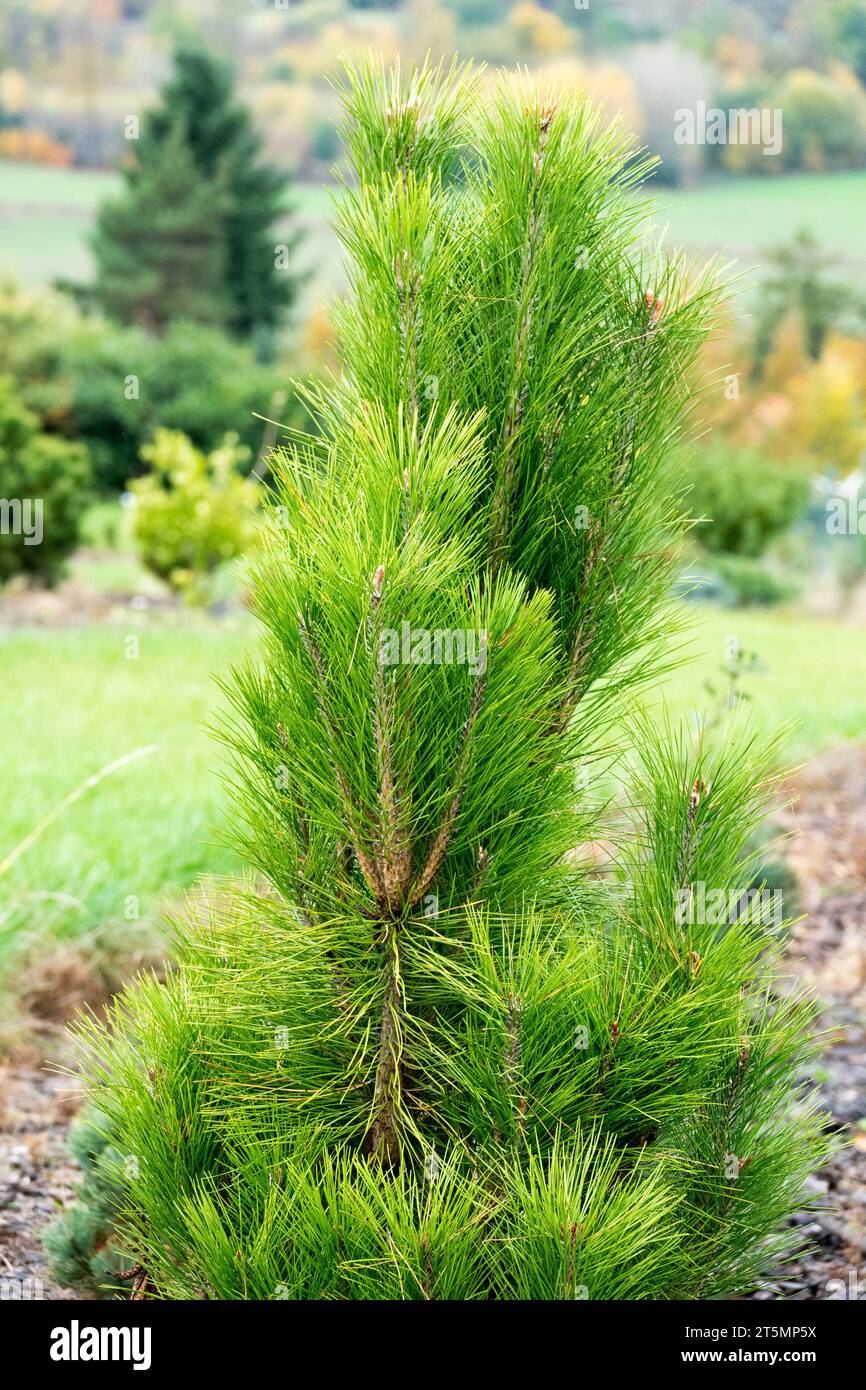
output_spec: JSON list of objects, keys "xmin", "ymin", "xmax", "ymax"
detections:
[
  {"xmin": 56, "ymin": 59, "xmax": 828, "ymax": 1301},
  {"xmin": 92, "ymin": 45, "xmax": 300, "ymax": 350},
  {"xmin": 91, "ymin": 123, "xmax": 232, "ymax": 335}
]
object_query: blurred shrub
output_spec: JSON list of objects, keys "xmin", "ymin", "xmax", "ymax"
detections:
[
  {"xmin": 69, "ymin": 320, "xmax": 293, "ymax": 492},
  {"xmin": 43, "ymin": 1109, "xmax": 125, "ymax": 1298},
  {"xmin": 757, "ymin": 314, "xmax": 813, "ymax": 393},
  {"xmin": 723, "ymin": 66, "xmax": 866, "ymax": 174},
  {"xmin": 0, "ymin": 284, "xmax": 79, "ymax": 426},
  {"xmin": 706, "ymin": 554, "xmax": 799, "ymax": 608},
  {"xmin": 131, "ymin": 429, "xmax": 259, "ymax": 601},
  {"xmin": 827, "ymin": 0, "xmax": 866, "ymax": 86},
  {"xmin": 686, "ymin": 442, "xmax": 810, "ymax": 557},
  {"xmin": 0, "ymin": 288, "xmax": 296, "ymax": 493},
  {"xmin": 79, "ymin": 500, "xmax": 130, "ymax": 552},
  {"xmin": 753, "ymin": 230, "xmax": 850, "ymax": 371},
  {"xmin": 508, "ymin": 2, "xmax": 573, "ymax": 55},
  {"xmin": 693, "ymin": 309, "xmax": 866, "ymax": 478},
  {"xmin": 778, "ymin": 65, "xmax": 866, "ymax": 171},
  {"xmin": 762, "ymin": 335, "xmax": 866, "ymax": 472},
  {"xmin": 0, "ymin": 377, "xmax": 91, "ymax": 586}
]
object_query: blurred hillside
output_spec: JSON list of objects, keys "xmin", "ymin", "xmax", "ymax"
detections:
[
  {"xmin": 4, "ymin": 0, "xmax": 866, "ymax": 321},
  {"xmin": 3, "ymin": 0, "xmax": 866, "ymax": 182}
]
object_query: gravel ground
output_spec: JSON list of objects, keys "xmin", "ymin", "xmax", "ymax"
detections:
[
  {"xmin": 748, "ymin": 747, "xmax": 866, "ymax": 1300},
  {"xmin": 1, "ymin": 746, "xmax": 864, "ymax": 1301},
  {"xmin": 0, "ymin": 1066, "xmax": 82, "ymax": 1300}
]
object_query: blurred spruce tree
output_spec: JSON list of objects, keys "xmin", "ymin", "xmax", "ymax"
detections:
[
  {"xmin": 91, "ymin": 123, "xmax": 233, "ymax": 336},
  {"xmin": 92, "ymin": 45, "xmax": 301, "ymax": 351}
]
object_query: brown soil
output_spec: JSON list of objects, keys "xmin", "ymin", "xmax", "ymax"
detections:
[{"xmin": 0, "ymin": 565, "xmax": 171, "ymax": 629}]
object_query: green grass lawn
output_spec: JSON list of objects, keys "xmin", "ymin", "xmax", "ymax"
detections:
[
  {"xmin": 656, "ymin": 170, "xmax": 866, "ymax": 269},
  {"xmin": 0, "ymin": 601, "xmax": 862, "ymax": 987},
  {"xmin": 0, "ymin": 162, "xmax": 118, "ymax": 289},
  {"xmin": 0, "ymin": 163, "xmax": 118, "ymax": 206},
  {"xmin": 0, "ymin": 621, "xmax": 255, "ymax": 974},
  {"xmin": 659, "ymin": 603, "xmax": 866, "ymax": 763}
]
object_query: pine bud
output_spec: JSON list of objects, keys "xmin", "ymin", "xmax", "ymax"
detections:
[{"xmin": 644, "ymin": 289, "xmax": 665, "ymax": 336}]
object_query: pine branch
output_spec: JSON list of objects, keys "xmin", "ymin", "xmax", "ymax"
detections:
[
  {"xmin": 297, "ymin": 607, "xmax": 385, "ymax": 905},
  {"xmin": 365, "ymin": 922, "xmax": 406, "ymax": 1168},
  {"xmin": 368, "ymin": 564, "xmax": 414, "ymax": 914},
  {"xmin": 489, "ymin": 104, "xmax": 554, "ymax": 571},
  {"xmin": 552, "ymin": 295, "xmax": 667, "ymax": 734},
  {"xmin": 394, "ymin": 247, "xmax": 421, "ymax": 422},
  {"xmin": 503, "ymin": 991, "xmax": 525, "ymax": 1151},
  {"xmin": 407, "ymin": 643, "xmax": 488, "ymax": 911}
]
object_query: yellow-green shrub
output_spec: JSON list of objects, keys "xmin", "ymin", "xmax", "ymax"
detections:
[{"xmin": 131, "ymin": 429, "xmax": 259, "ymax": 601}]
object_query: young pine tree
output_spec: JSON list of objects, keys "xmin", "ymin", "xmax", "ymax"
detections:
[{"xmin": 61, "ymin": 60, "xmax": 827, "ymax": 1301}]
